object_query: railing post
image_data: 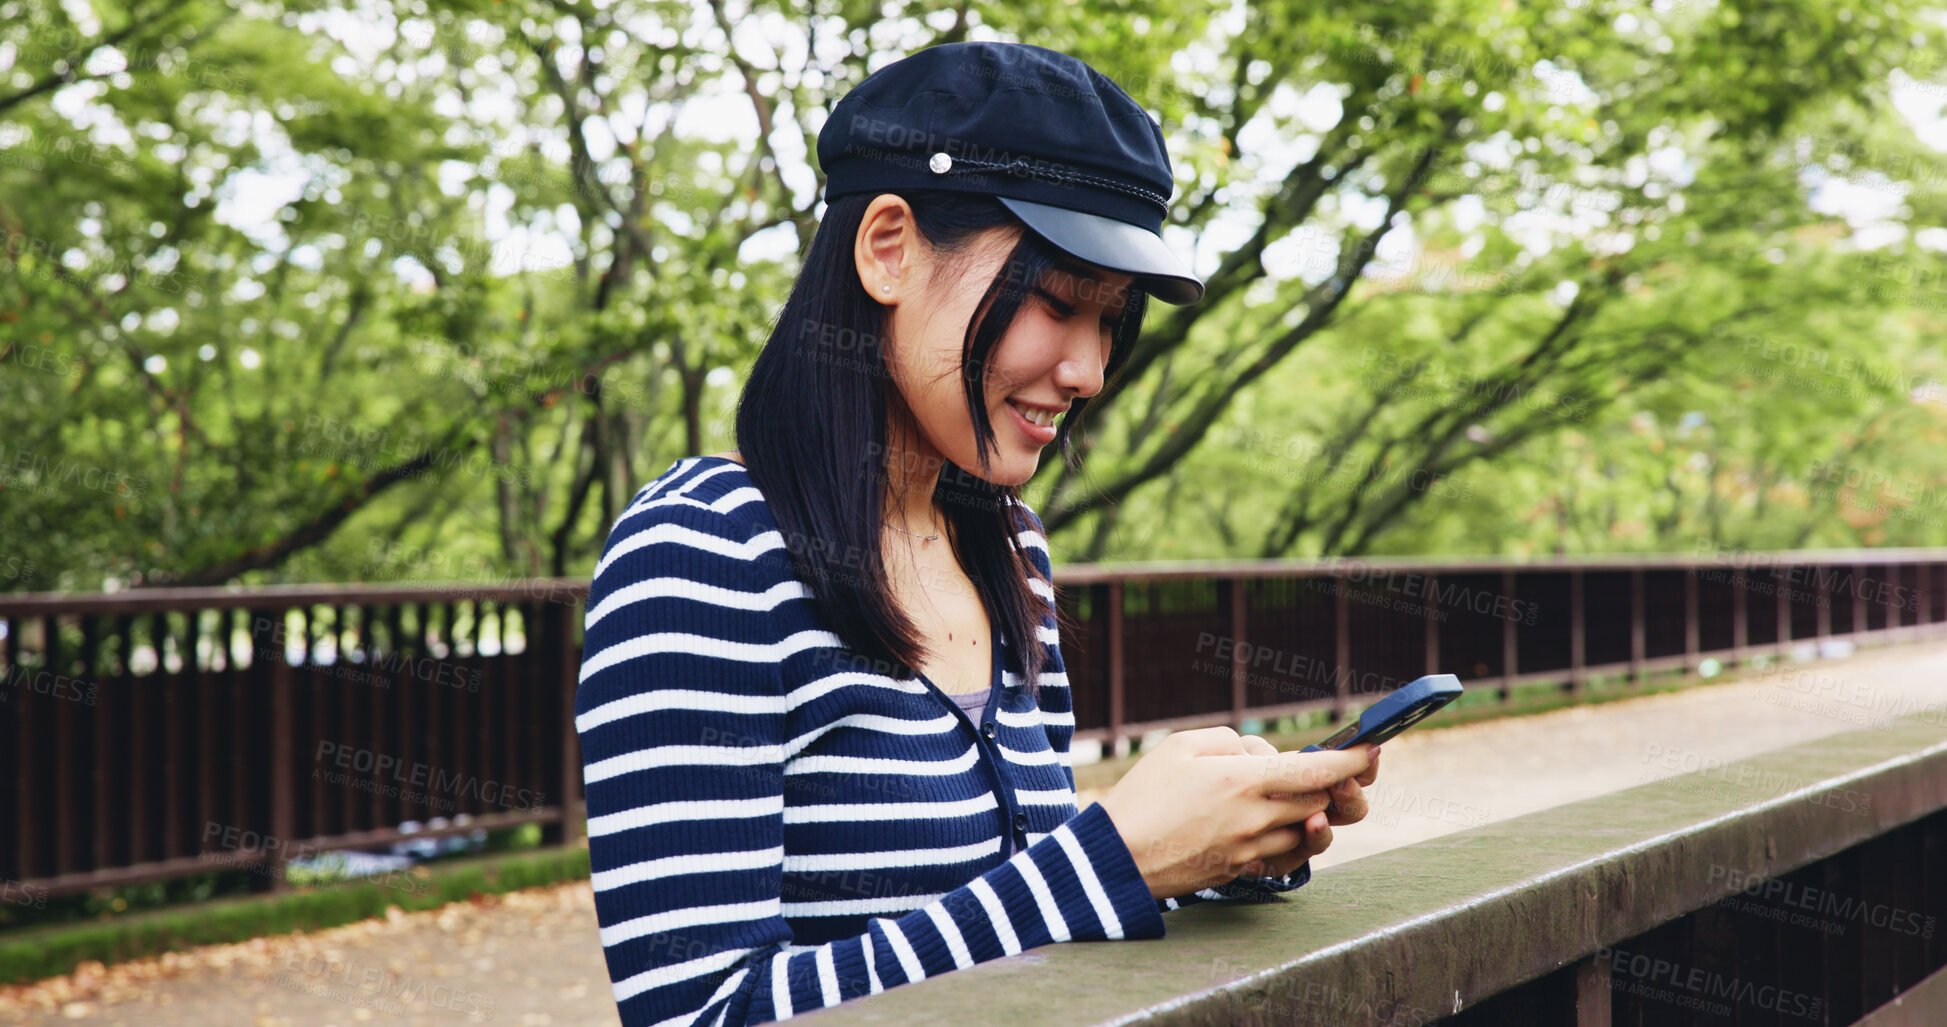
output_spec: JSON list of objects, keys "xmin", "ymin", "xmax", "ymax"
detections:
[
  {"xmin": 1776, "ymin": 566, "xmax": 1792, "ymax": 655},
  {"xmin": 1424, "ymin": 573, "xmax": 1441, "ymax": 677},
  {"xmin": 1570, "ymin": 953, "xmax": 1612, "ymax": 1027},
  {"xmin": 1683, "ymin": 568, "xmax": 1700, "ymax": 673},
  {"xmin": 270, "ymin": 639, "xmax": 295, "ymax": 891},
  {"xmin": 48, "ymin": 615, "xmax": 75, "ymax": 878},
  {"xmin": 1107, "ymin": 581, "xmax": 1126, "ymax": 759},
  {"xmin": 552, "ymin": 599, "xmax": 583, "ymax": 846},
  {"xmin": 1630, "ymin": 569, "xmax": 1645, "ymax": 684},
  {"xmin": 1333, "ymin": 575, "xmax": 1351, "ymax": 721},
  {"xmin": 1228, "ymin": 578, "xmax": 1247, "ymax": 731},
  {"xmin": 1731, "ymin": 568, "xmax": 1748, "ymax": 666},
  {"xmin": 1500, "ymin": 570, "xmax": 1518, "ymax": 702},
  {"xmin": 1853, "ymin": 561, "xmax": 1869, "ymax": 639},
  {"xmin": 1935, "ymin": 562, "xmax": 1945, "ymax": 634},
  {"xmin": 1568, "ymin": 570, "xmax": 1585, "ymax": 696},
  {"xmin": 1816, "ymin": 565, "xmax": 1832, "ymax": 640}
]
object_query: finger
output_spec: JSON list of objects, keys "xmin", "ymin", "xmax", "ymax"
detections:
[
  {"xmin": 1260, "ymin": 789, "xmax": 1333, "ymax": 833},
  {"xmin": 1169, "ymin": 725, "xmax": 1252, "ymax": 758},
  {"xmin": 1300, "ymin": 815, "xmax": 1334, "ymax": 860},
  {"xmin": 1354, "ymin": 749, "xmax": 1380, "ymax": 788},
  {"xmin": 1326, "ymin": 778, "xmax": 1369, "ymax": 825},
  {"xmin": 1238, "ymin": 734, "xmax": 1279, "ymax": 758},
  {"xmin": 1254, "ymin": 744, "xmax": 1375, "ymax": 796},
  {"xmin": 1243, "ymin": 826, "xmax": 1305, "ymax": 871}
]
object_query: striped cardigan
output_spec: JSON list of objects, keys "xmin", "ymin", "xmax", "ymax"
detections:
[{"xmin": 575, "ymin": 456, "xmax": 1308, "ymax": 1027}]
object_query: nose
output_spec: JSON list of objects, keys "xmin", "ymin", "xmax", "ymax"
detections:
[{"xmin": 1051, "ymin": 320, "xmax": 1107, "ymax": 400}]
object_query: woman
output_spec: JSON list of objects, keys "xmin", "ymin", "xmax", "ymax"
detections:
[{"xmin": 575, "ymin": 41, "xmax": 1379, "ymax": 1026}]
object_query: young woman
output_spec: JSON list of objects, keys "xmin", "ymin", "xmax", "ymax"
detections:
[{"xmin": 575, "ymin": 41, "xmax": 1379, "ymax": 1027}]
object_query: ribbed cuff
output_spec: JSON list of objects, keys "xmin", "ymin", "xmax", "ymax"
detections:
[{"xmin": 1061, "ymin": 802, "xmax": 1168, "ymax": 940}]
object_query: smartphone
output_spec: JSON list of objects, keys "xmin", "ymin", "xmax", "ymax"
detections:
[{"xmin": 1299, "ymin": 674, "xmax": 1463, "ymax": 752}]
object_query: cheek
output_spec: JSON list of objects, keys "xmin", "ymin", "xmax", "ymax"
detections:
[{"xmin": 984, "ymin": 325, "xmax": 1059, "ymax": 398}]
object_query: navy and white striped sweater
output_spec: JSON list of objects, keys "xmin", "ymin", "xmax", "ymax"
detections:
[{"xmin": 575, "ymin": 455, "xmax": 1309, "ymax": 1026}]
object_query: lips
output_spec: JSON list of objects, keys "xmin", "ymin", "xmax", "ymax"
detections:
[{"xmin": 1004, "ymin": 398, "xmax": 1060, "ymax": 444}]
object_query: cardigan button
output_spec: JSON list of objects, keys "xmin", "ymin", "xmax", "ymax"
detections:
[
  {"xmin": 1013, "ymin": 812, "xmax": 1029, "ymax": 832},
  {"xmin": 982, "ymin": 721, "xmax": 997, "ymax": 740}
]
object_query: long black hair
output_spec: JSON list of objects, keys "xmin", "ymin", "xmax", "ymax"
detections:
[{"xmin": 734, "ymin": 189, "xmax": 1146, "ymax": 701}]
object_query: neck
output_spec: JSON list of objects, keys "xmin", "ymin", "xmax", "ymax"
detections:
[{"xmin": 882, "ymin": 403, "xmax": 946, "ymax": 537}]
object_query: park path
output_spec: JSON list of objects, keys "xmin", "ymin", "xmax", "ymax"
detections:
[{"xmin": 6, "ymin": 640, "xmax": 1946, "ymax": 1026}]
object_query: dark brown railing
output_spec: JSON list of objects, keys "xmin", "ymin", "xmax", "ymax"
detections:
[
  {"xmin": 3, "ymin": 548, "xmax": 1943, "ymax": 897},
  {"xmin": 1051, "ymin": 549, "xmax": 1947, "ymax": 754},
  {"xmin": 1, "ymin": 580, "xmax": 588, "ymax": 897}
]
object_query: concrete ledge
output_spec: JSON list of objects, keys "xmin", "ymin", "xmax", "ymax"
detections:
[{"xmin": 795, "ymin": 714, "xmax": 1947, "ymax": 1026}]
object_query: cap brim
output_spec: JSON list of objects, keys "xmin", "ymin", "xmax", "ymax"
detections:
[{"xmin": 996, "ymin": 196, "xmax": 1205, "ymax": 306}]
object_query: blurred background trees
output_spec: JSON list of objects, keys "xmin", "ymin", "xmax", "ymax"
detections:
[{"xmin": 3, "ymin": 0, "xmax": 1945, "ymax": 591}]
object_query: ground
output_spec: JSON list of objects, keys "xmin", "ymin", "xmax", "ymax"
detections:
[{"xmin": 6, "ymin": 640, "xmax": 1945, "ymax": 1026}]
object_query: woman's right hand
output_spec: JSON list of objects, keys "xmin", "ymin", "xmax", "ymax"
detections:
[{"xmin": 1093, "ymin": 726, "xmax": 1378, "ymax": 901}]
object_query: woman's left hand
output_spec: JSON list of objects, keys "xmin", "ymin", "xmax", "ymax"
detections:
[{"xmin": 1233, "ymin": 734, "xmax": 1380, "ymax": 879}]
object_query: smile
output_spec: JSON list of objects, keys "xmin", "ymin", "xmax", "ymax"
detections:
[
  {"xmin": 1009, "ymin": 400, "xmax": 1061, "ymax": 427},
  {"xmin": 1005, "ymin": 399, "xmax": 1062, "ymax": 444}
]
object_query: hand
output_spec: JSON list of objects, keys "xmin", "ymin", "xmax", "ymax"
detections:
[
  {"xmin": 1235, "ymin": 735, "xmax": 1381, "ymax": 880},
  {"xmin": 1094, "ymin": 726, "xmax": 1378, "ymax": 901}
]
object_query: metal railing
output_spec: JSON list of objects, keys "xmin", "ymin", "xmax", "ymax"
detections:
[
  {"xmin": 1052, "ymin": 549, "xmax": 1947, "ymax": 752},
  {"xmin": 3, "ymin": 548, "xmax": 1943, "ymax": 897},
  {"xmin": 1, "ymin": 581, "xmax": 586, "ymax": 896}
]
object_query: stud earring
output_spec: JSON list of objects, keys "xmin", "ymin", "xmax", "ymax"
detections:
[{"xmin": 881, "ymin": 284, "xmax": 891, "ymax": 294}]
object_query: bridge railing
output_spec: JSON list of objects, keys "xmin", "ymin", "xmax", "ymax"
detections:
[
  {"xmin": 792, "ymin": 714, "xmax": 1947, "ymax": 1026},
  {"xmin": 2, "ymin": 549, "xmax": 1943, "ymax": 897},
  {"xmin": 1, "ymin": 580, "xmax": 587, "ymax": 897},
  {"xmin": 1054, "ymin": 549, "xmax": 1947, "ymax": 753}
]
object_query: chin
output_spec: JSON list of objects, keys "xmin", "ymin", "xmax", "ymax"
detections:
[{"xmin": 957, "ymin": 451, "xmax": 1037, "ymax": 489}]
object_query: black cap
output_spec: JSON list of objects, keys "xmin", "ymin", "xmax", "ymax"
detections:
[{"xmin": 816, "ymin": 42, "xmax": 1205, "ymax": 305}]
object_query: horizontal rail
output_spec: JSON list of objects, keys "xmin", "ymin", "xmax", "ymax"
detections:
[
  {"xmin": 792, "ymin": 714, "xmax": 1947, "ymax": 1025},
  {"xmin": 0, "ymin": 578, "xmax": 590, "ymax": 617},
  {"xmin": 3, "ymin": 546, "xmax": 1946, "ymax": 613}
]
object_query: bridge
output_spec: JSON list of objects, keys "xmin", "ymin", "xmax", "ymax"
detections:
[{"xmin": 3, "ymin": 548, "xmax": 1945, "ymax": 1023}]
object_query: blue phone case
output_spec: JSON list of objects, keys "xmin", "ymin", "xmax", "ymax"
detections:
[{"xmin": 1299, "ymin": 674, "xmax": 1463, "ymax": 752}]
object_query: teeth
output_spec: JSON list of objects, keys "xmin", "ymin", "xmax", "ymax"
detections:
[{"xmin": 1012, "ymin": 401, "xmax": 1057, "ymax": 428}]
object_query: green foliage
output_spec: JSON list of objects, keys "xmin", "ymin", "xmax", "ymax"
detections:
[{"xmin": 3, "ymin": 0, "xmax": 1944, "ymax": 589}]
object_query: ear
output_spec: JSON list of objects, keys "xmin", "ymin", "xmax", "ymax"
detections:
[{"xmin": 855, "ymin": 194, "xmax": 918, "ymax": 303}]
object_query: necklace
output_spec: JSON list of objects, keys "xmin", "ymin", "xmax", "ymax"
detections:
[{"xmin": 889, "ymin": 523, "xmax": 941, "ymax": 542}]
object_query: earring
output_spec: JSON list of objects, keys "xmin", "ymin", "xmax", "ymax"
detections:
[{"xmin": 881, "ymin": 284, "xmax": 891, "ymax": 294}]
